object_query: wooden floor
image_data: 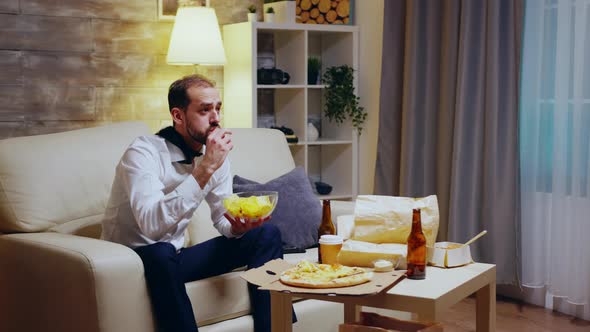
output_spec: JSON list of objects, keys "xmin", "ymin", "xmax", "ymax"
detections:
[{"xmin": 437, "ymin": 296, "xmax": 590, "ymax": 332}]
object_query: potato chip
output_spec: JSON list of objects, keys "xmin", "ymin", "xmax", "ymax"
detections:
[{"xmin": 223, "ymin": 194, "xmax": 274, "ymax": 219}]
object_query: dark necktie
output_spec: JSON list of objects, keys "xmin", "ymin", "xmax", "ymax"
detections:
[{"xmin": 156, "ymin": 126, "xmax": 202, "ymax": 164}]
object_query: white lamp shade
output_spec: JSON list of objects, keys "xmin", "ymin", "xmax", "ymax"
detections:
[{"xmin": 166, "ymin": 6, "xmax": 226, "ymax": 65}]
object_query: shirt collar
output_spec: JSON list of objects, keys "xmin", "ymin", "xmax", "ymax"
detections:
[{"xmin": 156, "ymin": 126, "xmax": 203, "ymax": 164}]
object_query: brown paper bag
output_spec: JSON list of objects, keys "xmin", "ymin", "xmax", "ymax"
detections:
[{"xmin": 351, "ymin": 195, "xmax": 439, "ymax": 247}]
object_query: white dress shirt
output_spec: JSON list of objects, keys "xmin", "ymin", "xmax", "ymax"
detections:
[{"xmin": 101, "ymin": 134, "xmax": 235, "ymax": 250}]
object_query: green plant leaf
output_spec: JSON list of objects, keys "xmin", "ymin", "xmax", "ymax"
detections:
[{"xmin": 321, "ymin": 65, "xmax": 367, "ymax": 135}]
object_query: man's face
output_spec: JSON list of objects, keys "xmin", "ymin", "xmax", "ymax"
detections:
[{"xmin": 174, "ymin": 86, "xmax": 222, "ymax": 146}]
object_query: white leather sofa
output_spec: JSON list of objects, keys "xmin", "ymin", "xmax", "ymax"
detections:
[{"xmin": 0, "ymin": 122, "xmax": 354, "ymax": 332}]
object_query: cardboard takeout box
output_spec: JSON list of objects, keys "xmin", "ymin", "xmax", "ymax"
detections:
[
  {"xmin": 427, "ymin": 242, "xmax": 473, "ymax": 268},
  {"xmin": 242, "ymin": 259, "xmax": 405, "ymax": 296}
]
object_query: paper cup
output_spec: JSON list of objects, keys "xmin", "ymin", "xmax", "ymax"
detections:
[{"xmin": 319, "ymin": 235, "xmax": 343, "ymax": 264}]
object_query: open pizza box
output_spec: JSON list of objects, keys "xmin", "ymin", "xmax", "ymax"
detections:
[{"xmin": 242, "ymin": 259, "xmax": 405, "ymax": 296}]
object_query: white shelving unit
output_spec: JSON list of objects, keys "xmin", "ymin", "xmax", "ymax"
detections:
[{"xmin": 223, "ymin": 22, "xmax": 359, "ymax": 200}]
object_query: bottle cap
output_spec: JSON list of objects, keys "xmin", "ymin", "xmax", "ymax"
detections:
[{"xmin": 319, "ymin": 234, "xmax": 343, "ymax": 245}]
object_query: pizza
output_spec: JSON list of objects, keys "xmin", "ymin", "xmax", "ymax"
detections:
[{"xmin": 279, "ymin": 260, "xmax": 373, "ymax": 289}]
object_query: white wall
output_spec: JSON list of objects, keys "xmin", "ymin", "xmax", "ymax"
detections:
[{"xmin": 355, "ymin": 0, "xmax": 384, "ymax": 194}]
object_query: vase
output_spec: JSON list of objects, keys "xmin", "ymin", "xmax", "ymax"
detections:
[
  {"xmin": 247, "ymin": 13, "xmax": 257, "ymax": 22},
  {"xmin": 307, "ymin": 71, "xmax": 320, "ymax": 85},
  {"xmin": 307, "ymin": 122, "xmax": 319, "ymax": 141},
  {"xmin": 265, "ymin": 13, "xmax": 275, "ymax": 23}
]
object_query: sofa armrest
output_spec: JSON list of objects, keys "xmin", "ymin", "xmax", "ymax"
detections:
[{"xmin": 0, "ymin": 233, "xmax": 155, "ymax": 332}]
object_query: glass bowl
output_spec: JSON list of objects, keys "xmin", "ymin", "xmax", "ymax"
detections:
[{"xmin": 223, "ymin": 191, "xmax": 278, "ymax": 220}]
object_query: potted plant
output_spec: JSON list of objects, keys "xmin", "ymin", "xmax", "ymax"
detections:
[
  {"xmin": 262, "ymin": 1, "xmax": 297, "ymax": 23},
  {"xmin": 322, "ymin": 65, "xmax": 367, "ymax": 134},
  {"xmin": 265, "ymin": 6, "xmax": 275, "ymax": 23},
  {"xmin": 247, "ymin": 4, "xmax": 257, "ymax": 22},
  {"xmin": 307, "ymin": 57, "xmax": 321, "ymax": 85}
]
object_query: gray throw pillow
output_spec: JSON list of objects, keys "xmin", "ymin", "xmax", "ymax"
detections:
[{"xmin": 233, "ymin": 167, "xmax": 321, "ymax": 249}]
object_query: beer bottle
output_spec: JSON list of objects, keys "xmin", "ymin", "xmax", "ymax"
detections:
[
  {"xmin": 318, "ymin": 199, "xmax": 335, "ymax": 263},
  {"xmin": 406, "ymin": 208, "xmax": 427, "ymax": 279}
]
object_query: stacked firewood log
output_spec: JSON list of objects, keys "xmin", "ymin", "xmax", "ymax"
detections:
[{"xmin": 296, "ymin": 0, "xmax": 350, "ymax": 24}]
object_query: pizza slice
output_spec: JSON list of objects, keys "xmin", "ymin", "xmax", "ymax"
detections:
[{"xmin": 279, "ymin": 260, "xmax": 373, "ymax": 289}]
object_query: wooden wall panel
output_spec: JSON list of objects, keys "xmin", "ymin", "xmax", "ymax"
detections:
[
  {"xmin": 0, "ymin": 86, "xmax": 24, "ymax": 121},
  {"xmin": 214, "ymin": 0, "xmax": 258, "ymax": 25},
  {"xmin": 23, "ymin": 52, "xmax": 150, "ymax": 87},
  {"xmin": 0, "ymin": 0, "xmax": 254, "ymax": 139},
  {"xmin": 21, "ymin": 0, "xmax": 156, "ymax": 21},
  {"xmin": 96, "ymin": 87, "xmax": 168, "ymax": 121},
  {"xmin": 4, "ymin": 120, "xmax": 105, "ymax": 137},
  {"xmin": 0, "ymin": 85, "xmax": 95, "ymax": 122},
  {"xmin": 192, "ymin": 65, "xmax": 225, "ymax": 88},
  {"xmin": 0, "ymin": 14, "xmax": 93, "ymax": 52},
  {"xmin": 0, "ymin": 51, "xmax": 23, "ymax": 85},
  {"xmin": 0, "ymin": 0, "xmax": 19, "ymax": 14},
  {"xmin": 93, "ymin": 20, "xmax": 173, "ymax": 55},
  {"xmin": 22, "ymin": 52, "xmax": 199, "ymax": 88},
  {"xmin": 149, "ymin": 55, "xmax": 196, "ymax": 87},
  {"xmin": 25, "ymin": 85, "xmax": 95, "ymax": 120},
  {"xmin": 22, "ymin": 52, "xmax": 95, "ymax": 86},
  {"xmin": 0, "ymin": 123, "xmax": 23, "ymax": 139}
]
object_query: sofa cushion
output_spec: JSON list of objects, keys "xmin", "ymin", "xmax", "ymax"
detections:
[
  {"xmin": 0, "ymin": 122, "xmax": 150, "ymax": 233},
  {"xmin": 48, "ymin": 214, "xmax": 104, "ymax": 239},
  {"xmin": 233, "ymin": 167, "xmax": 321, "ymax": 249},
  {"xmin": 186, "ymin": 202, "xmax": 220, "ymax": 247},
  {"xmin": 227, "ymin": 128, "xmax": 296, "ymax": 184}
]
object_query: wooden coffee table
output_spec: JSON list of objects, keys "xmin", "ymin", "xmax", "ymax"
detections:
[{"xmin": 270, "ymin": 263, "xmax": 496, "ymax": 331}]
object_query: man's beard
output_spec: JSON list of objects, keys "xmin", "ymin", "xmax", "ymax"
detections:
[{"xmin": 187, "ymin": 124, "xmax": 218, "ymax": 145}]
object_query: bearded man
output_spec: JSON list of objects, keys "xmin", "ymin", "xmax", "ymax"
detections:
[{"xmin": 101, "ymin": 74, "xmax": 293, "ymax": 332}]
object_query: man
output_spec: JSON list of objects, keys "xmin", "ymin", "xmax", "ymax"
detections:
[{"xmin": 102, "ymin": 74, "xmax": 290, "ymax": 331}]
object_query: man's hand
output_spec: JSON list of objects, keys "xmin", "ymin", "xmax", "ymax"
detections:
[
  {"xmin": 224, "ymin": 213, "xmax": 271, "ymax": 236},
  {"xmin": 193, "ymin": 128, "xmax": 233, "ymax": 188}
]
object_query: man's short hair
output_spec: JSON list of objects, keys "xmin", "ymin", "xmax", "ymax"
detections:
[{"xmin": 168, "ymin": 74, "xmax": 216, "ymax": 112}]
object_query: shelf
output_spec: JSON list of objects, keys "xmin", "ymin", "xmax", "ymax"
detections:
[
  {"xmin": 307, "ymin": 88, "xmax": 352, "ymax": 141},
  {"xmin": 308, "ymin": 144, "xmax": 353, "ymax": 198},
  {"xmin": 252, "ymin": 22, "xmax": 358, "ymax": 33},
  {"xmin": 307, "ymin": 139, "xmax": 353, "ymax": 145},
  {"xmin": 257, "ymin": 84, "xmax": 307, "ymax": 89},
  {"xmin": 223, "ymin": 21, "xmax": 358, "ymax": 198},
  {"xmin": 288, "ymin": 139, "xmax": 353, "ymax": 146},
  {"xmin": 256, "ymin": 85, "xmax": 325, "ymax": 89},
  {"xmin": 315, "ymin": 193, "xmax": 354, "ymax": 200}
]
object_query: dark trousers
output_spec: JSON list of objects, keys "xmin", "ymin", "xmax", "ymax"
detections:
[{"xmin": 135, "ymin": 223, "xmax": 295, "ymax": 332}]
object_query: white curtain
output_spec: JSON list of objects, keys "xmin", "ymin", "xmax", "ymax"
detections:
[{"xmin": 520, "ymin": 0, "xmax": 590, "ymax": 321}]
